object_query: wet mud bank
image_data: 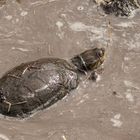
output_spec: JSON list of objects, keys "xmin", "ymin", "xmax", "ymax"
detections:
[{"xmin": 94, "ymin": 0, "xmax": 140, "ymax": 16}]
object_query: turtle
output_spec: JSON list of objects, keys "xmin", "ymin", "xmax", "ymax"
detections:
[{"xmin": 0, "ymin": 47, "xmax": 105, "ymax": 117}]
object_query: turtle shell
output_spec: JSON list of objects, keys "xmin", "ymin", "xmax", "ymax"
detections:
[{"xmin": 0, "ymin": 58, "xmax": 79, "ymax": 117}]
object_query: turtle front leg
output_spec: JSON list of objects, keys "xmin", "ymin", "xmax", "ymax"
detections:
[
  {"xmin": 89, "ymin": 71, "xmax": 98, "ymax": 81},
  {"xmin": 89, "ymin": 67, "xmax": 104, "ymax": 81}
]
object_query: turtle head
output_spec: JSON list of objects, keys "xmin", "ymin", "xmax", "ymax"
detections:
[{"xmin": 71, "ymin": 48, "xmax": 105, "ymax": 73}]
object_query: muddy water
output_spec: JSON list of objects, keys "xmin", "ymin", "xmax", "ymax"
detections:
[{"xmin": 0, "ymin": 0, "xmax": 140, "ymax": 140}]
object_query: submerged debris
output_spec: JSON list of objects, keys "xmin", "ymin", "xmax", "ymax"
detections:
[
  {"xmin": 0, "ymin": 134, "xmax": 9, "ymax": 140},
  {"xmin": 94, "ymin": 0, "xmax": 140, "ymax": 16},
  {"xmin": 112, "ymin": 91, "xmax": 117, "ymax": 95}
]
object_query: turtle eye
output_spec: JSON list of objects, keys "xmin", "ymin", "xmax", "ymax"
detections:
[{"xmin": 96, "ymin": 48, "xmax": 105, "ymax": 58}]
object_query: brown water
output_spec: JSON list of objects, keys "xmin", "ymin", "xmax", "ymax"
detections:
[{"xmin": 0, "ymin": 0, "xmax": 140, "ymax": 140}]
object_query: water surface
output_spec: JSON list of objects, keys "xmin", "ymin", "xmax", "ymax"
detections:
[{"xmin": 0, "ymin": 0, "xmax": 140, "ymax": 140}]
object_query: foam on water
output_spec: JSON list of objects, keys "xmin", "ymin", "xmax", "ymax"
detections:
[
  {"xmin": 11, "ymin": 47, "xmax": 30, "ymax": 52},
  {"xmin": 69, "ymin": 22, "xmax": 104, "ymax": 33},
  {"xmin": 124, "ymin": 89, "xmax": 134, "ymax": 102},
  {"xmin": 116, "ymin": 21, "xmax": 137, "ymax": 28},
  {"xmin": 69, "ymin": 22, "xmax": 108, "ymax": 43},
  {"xmin": 110, "ymin": 113, "xmax": 123, "ymax": 128},
  {"xmin": 124, "ymin": 80, "xmax": 139, "ymax": 90},
  {"xmin": 0, "ymin": 134, "xmax": 9, "ymax": 140}
]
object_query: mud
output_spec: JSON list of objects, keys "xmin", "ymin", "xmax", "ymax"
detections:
[
  {"xmin": 94, "ymin": 0, "xmax": 140, "ymax": 16},
  {"xmin": 0, "ymin": 0, "xmax": 140, "ymax": 140}
]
